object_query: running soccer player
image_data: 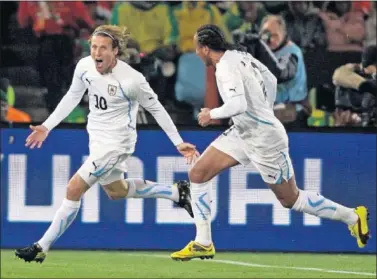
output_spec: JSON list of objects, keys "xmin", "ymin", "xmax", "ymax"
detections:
[
  {"xmin": 171, "ymin": 24, "xmax": 370, "ymax": 261},
  {"xmin": 15, "ymin": 25, "xmax": 198, "ymax": 263}
]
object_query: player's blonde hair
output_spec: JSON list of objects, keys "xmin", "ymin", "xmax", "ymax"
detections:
[{"xmin": 89, "ymin": 25, "xmax": 131, "ymax": 57}]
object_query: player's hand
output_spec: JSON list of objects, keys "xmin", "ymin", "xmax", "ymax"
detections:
[
  {"xmin": 25, "ymin": 125, "xmax": 49, "ymax": 149},
  {"xmin": 176, "ymin": 142, "xmax": 200, "ymax": 164},
  {"xmin": 198, "ymin": 108, "xmax": 212, "ymax": 127}
]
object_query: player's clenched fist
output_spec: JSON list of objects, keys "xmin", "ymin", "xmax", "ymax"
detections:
[
  {"xmin": 198, "ymin": 108, "xmax": 212, "ymax": 127},
  {"xmin": 25, "ymin": 125, "xmax": 49, "ymax": 149}
]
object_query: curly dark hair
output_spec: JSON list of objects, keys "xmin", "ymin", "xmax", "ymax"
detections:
[{"xmin": 196, "ymin": 24, "xmax": 246, "ymax": 52}]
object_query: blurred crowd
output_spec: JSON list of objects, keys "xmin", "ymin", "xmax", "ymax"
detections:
[{"xmin": 0, "ymin": 1, "xmax": 376, "ymax": 128}]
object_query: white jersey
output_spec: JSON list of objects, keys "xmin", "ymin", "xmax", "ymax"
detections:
[
  {"xmin": 213, "ymin": 50, "xmax": 288, "ymax": 153},
  {"xmin": 43, "ymin": 56, "xmax": 183, "ymax": 154}
]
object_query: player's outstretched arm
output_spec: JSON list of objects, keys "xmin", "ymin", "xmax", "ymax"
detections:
[
  {"xmin": 25, "ymin": 125, "xmax": 49, "ymax": 149},
  {"xmin": 42, "ymin": 60, "xmax": 87, "ymax": 131},
  {"xmin": 134, "ymin": 78, "xmax": 199, "ymax": 163},
  {"xmin": 25, "ymin": 60, "xmax": 87, "ymax": 149}
]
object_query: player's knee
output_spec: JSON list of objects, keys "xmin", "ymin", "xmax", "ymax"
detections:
[
  {"xmin": 189, "ymin": 166, "xmax": 208, "ymax": 184},
  {"xmin": 66, "ymin": 175, "xmax": 88, "ymax": 201}
]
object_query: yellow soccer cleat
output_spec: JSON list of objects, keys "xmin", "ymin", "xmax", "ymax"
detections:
[
  {"xmin": 171, "ymin": 241, "xmax": 215, "ymax": 261},
  {"xmin": 348, "ymin": 206, "xmax": 370, "ymax": 248}
]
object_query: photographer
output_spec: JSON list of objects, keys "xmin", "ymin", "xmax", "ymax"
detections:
[
  {"xmin": 332, "ymin": 45, "xmax": 376, "ymax": 127},
  {"xmin": 234, "ymin": 15, "xmax": 311, "ymax": 128}
]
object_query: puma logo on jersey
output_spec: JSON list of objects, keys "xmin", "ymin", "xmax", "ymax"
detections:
[
  {"xmin": 229, "ymin": 88, "xmax": 236, "ymax": 92},
  {"xmin": 89, "ymin": 161, "xmax": 98, "ymax": 177},
  {"xmin": 92, "ymin": 161, "xmax": 98, "ymax": 170}
]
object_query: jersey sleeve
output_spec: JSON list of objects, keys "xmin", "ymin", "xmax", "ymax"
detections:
[
  {"xmin": 216, "ymin": 61, "xmax": 245, "ymax": 98},
  {"xmin": 131, "ymin": 77, "xmax": 183, "ymax": 146},
  {"xmin": 42, "ymin": 59, "xmax": 87, "ymax": 131},
  {"xmin": 210, "ymin": 62, "xmax": 247, "ymax": 119}
]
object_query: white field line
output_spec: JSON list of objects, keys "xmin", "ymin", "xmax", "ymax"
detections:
[{"xmin": 124, "ymin": 253, "xmax": 376, "ymax": 277}]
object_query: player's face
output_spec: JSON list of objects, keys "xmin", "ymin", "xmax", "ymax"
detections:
[
  {"xmin": 261, "ymin": 20, "xmax": 285, "ymax": 51},
  {"xmin": 90, "ymin": 35, "xmax": 118, "ymax": 74},
  {"xmin": 194, "ymin": 34, "xmax": 212, "ymax": 67}
]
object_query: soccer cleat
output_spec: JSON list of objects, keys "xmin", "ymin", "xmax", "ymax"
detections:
[
  {"xmin": 175, "ymin": 180, "xmax": 194, "ymax": 218},
  {"xmin": 171, "ymin": 241, "xmax": 215, "ymax": 261},
  {"xmin": 348, "ymin": 206, "xmax": 370, "ymax": 248},
  {"xmin": 15, "ymin": 243, "xmax": 46, "ymax": 263}
]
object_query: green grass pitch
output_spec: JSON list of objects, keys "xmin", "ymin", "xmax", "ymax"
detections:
[{"xmin": 1, "ymin": 250, "xmax": 376, "ymax": 278}]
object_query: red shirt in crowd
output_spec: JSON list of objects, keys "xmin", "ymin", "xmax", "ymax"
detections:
[{"xmin": 18, "ymin": 1, "xmax": 95, "ymax": 37}]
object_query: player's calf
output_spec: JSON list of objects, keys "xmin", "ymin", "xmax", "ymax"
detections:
[{"xmin": 102, "ymin": 180, "xmax": 129, "ymax": 200}]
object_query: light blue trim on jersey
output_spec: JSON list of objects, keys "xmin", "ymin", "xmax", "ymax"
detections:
[
  {"xmin": 91, "ymin": 161, "xmax": 111, "ymax": 177},
  {"xmin": 91, "ymin": 156, "xmax": 120, "ymax": 178},
  {"xmin": 276, "ymin": 166, "xmax": 283, "ymax": 184},
  {"xmin": 246, "ymin": 111, "xmax": 274, "ymax": 126},
  {"xmin": 115, "ymin": 79, "xmax": 135, "ymax": 130}
]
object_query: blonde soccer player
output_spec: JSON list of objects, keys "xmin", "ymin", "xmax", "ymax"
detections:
[{"xmin": 16, "ymin": 25, "xmax": 198, "ymax": 263}]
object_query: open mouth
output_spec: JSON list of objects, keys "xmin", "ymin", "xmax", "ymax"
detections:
[{"xmin": 95, "ymin": 59, "xmax": 103, "ymax": 68}]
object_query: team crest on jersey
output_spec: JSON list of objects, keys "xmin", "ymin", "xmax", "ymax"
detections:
[{"xmin": 108, "ymin": 84, "xmax": 117, "ymax": 96}]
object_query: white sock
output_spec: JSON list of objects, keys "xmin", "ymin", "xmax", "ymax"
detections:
[
  {"xmin": 38, "ymin": 198, "xmax": 81, "ymax": 252},
  {"xmin": 191, "ymin": 181, "xmax": 212, "ymax": 246},
  {"xmin": 125, "ymin": 179, "xmax": 179, "ymax": 202},
  {"xmin": 292, "ymin": 190, "xmax": 358, "ymax": 225}
]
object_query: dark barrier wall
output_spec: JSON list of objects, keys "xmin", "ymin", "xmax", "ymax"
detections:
[{"xmin": 1, "ymin": 128, "xmax": 376, "ymax": 253}]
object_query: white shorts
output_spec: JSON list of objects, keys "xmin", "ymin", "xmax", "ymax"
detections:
[
  {"xmin": 77, "ymin": 147, "xmax": 130, "ymax": 186},
  {"xmin": 211, "ymin": 126, "xmax": 294, "ymax": 184}
]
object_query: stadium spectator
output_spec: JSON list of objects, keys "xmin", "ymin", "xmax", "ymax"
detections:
[
  {"xmin": 282, "ymin": 1, "xmax": 327, "ymax": 51},
  {"xmin": 84, "ymin": 1, "xmax": 114, "ymax": 26},
  {"xmin": 0, "ymin": 84, "xmax": 9, "ymax": 122},
  {"xmin": 352, "ymin": 0, "xmax": 373, "ymax": 16},
  {"xmin": 319, "ymin": 1, "xmax": 366, "ymax": 52},
  {"xmin": 170, "ymin": 1, "xmax": 231, "ymax": 119},
  {"xmin": 262, "ymin": 1, "xmax": 288, "ymax": 14},
  {"xmin": 260, "ymin": 15, "xmax": 311, "ymax": 128},
  {"xmin": 110, "ymin": 1, "xmax": 175, "ymax": 104},
  {"xmin": 17, "ymin": 1, "xmax": 95, "ymax": 113},
  {"xmin": 224, "ymin": 2, "xmax": 268, "ymax": 33},
  {"xmin": 332, "ymin": 45, "xmax": 376, "ymax": 127},
  {"xmin": 364, "ymin": 1, "xmax": 376, "ymax": 47},
  {"xmin": 0, "ymin": 78, "xmax": 31, "ymax": 123},
  {"xmin": 111, "ymin": 2, "xmax": 172, "ymax": 54}
]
